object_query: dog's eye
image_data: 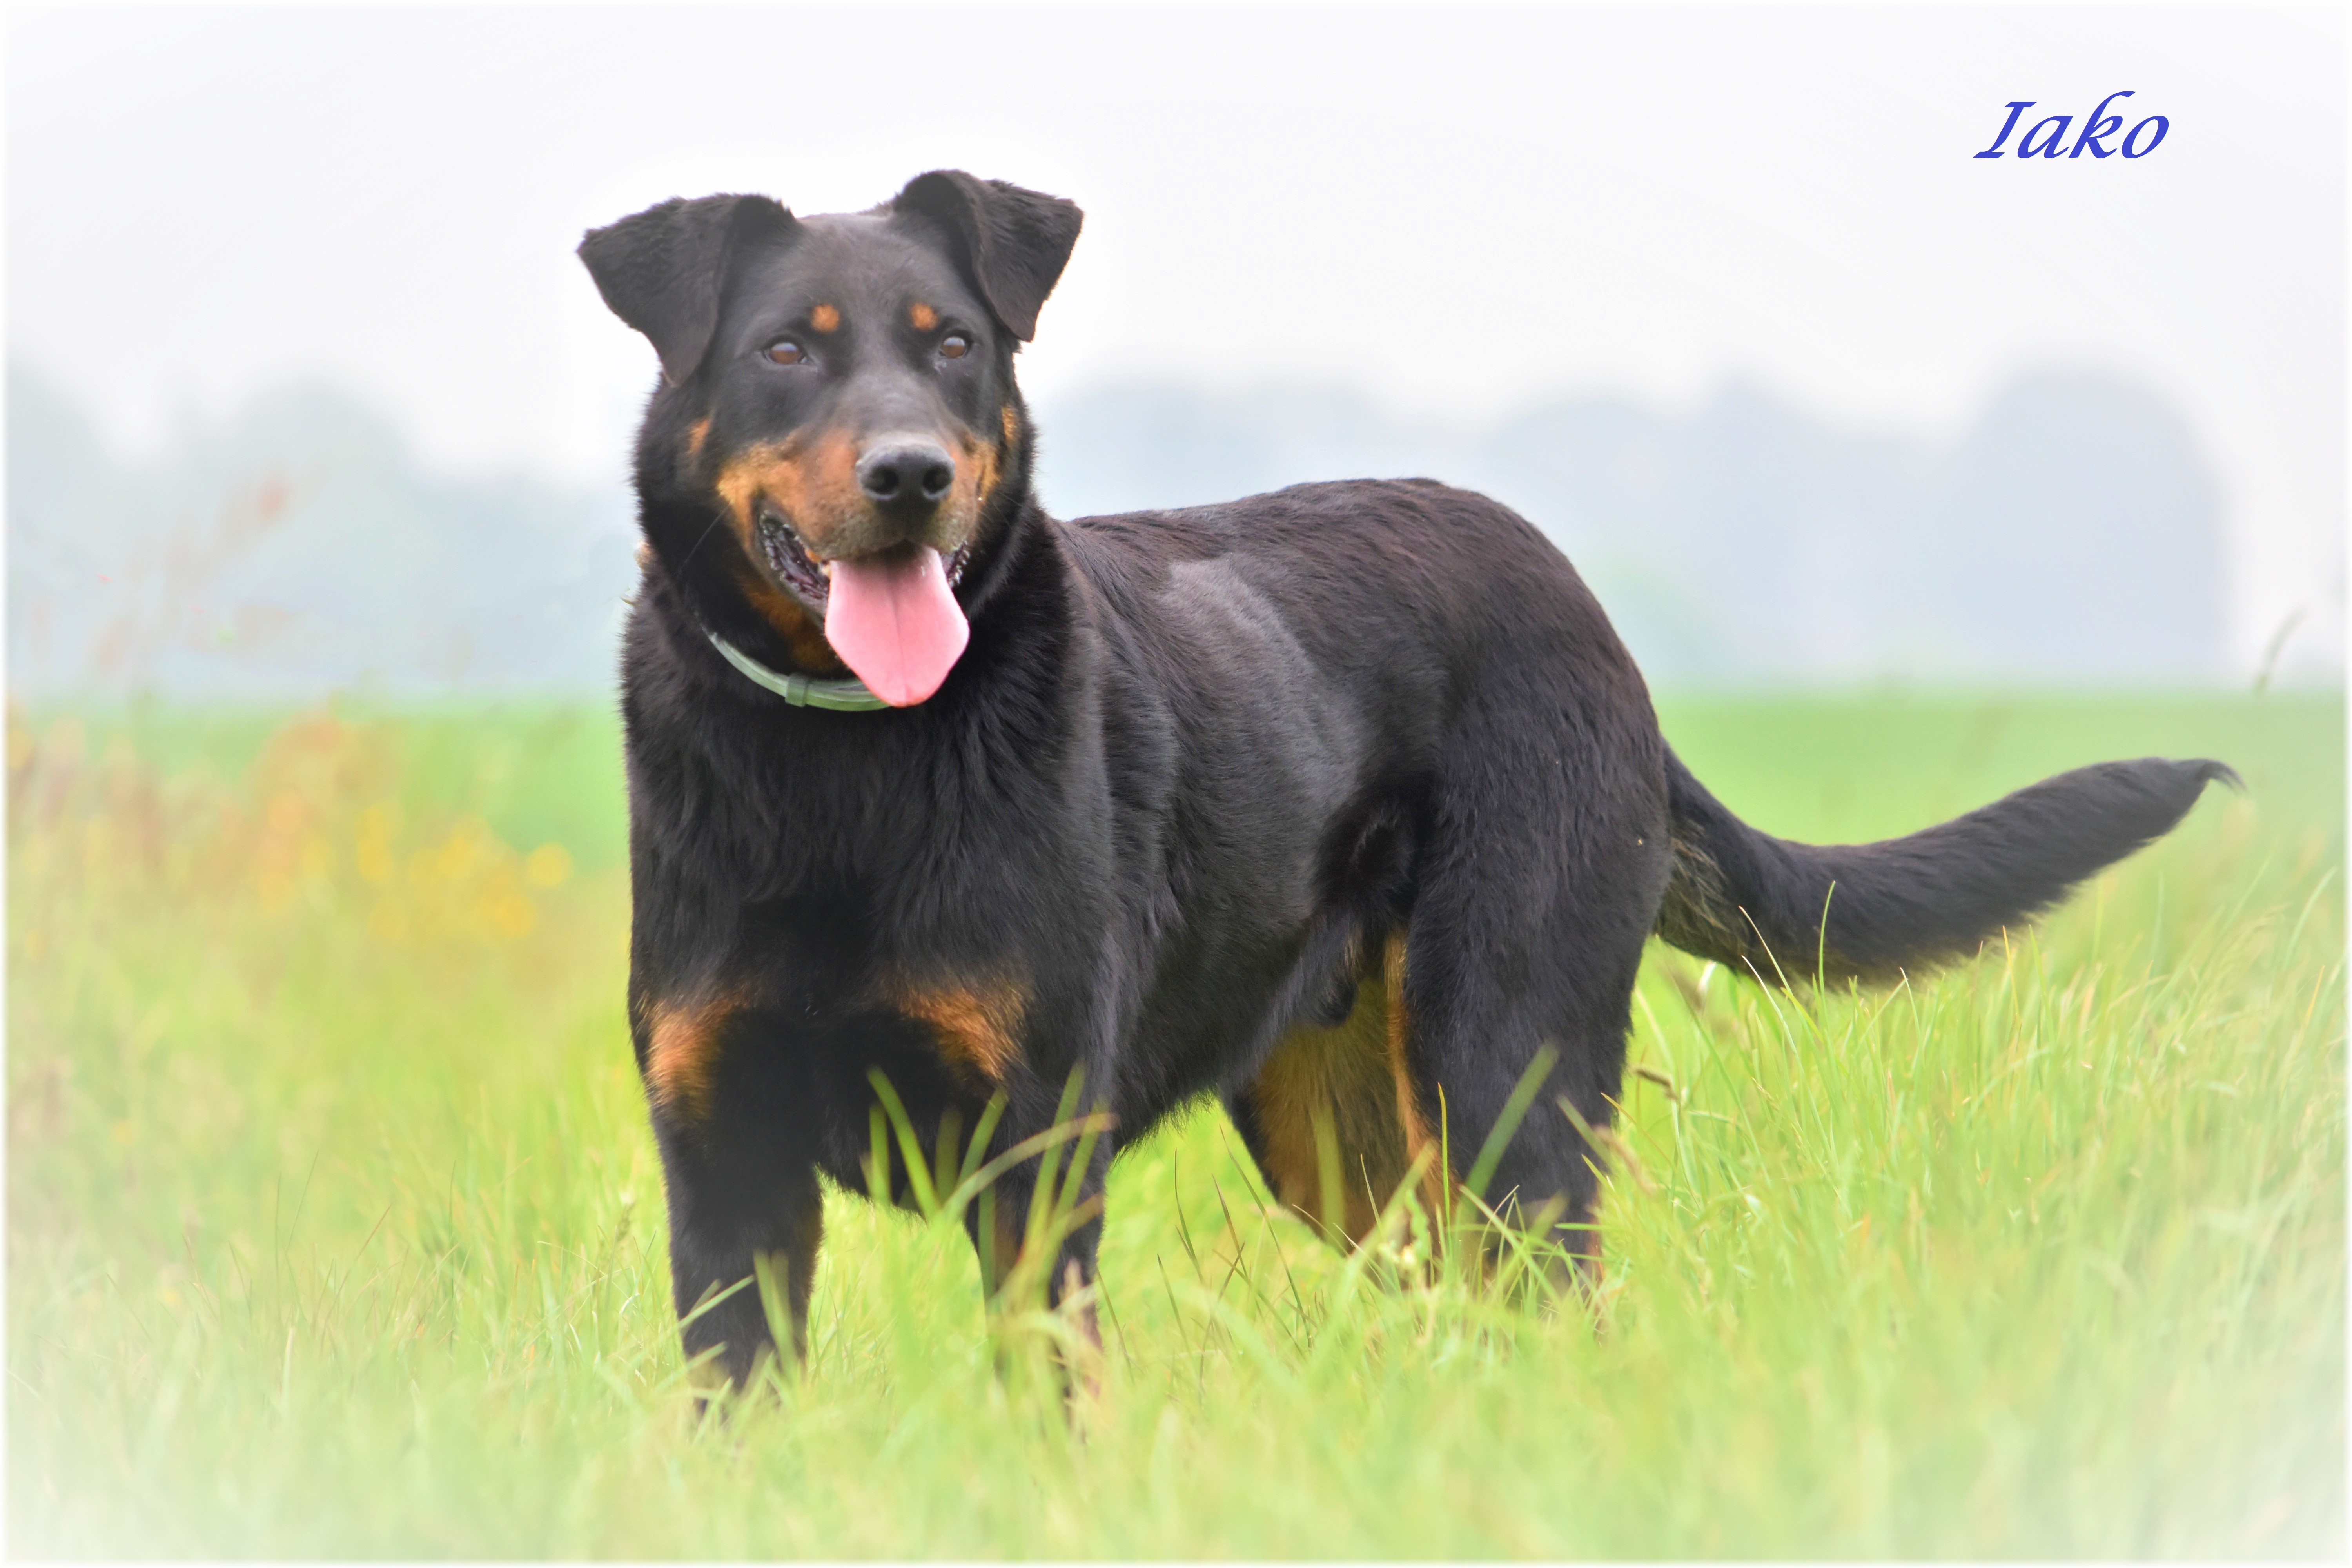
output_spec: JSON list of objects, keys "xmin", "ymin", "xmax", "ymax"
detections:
[
  {"xmin": 939, "ymin": 334, "xmax": 971, "ymax": 361},
  {"xmin": 766, "ymin": 339, "xmax": 808, "ymax": 366}
]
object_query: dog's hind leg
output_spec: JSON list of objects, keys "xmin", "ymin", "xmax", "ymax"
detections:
[{"xmin": 1390, "ymin": 680, "xmax": 1674, "ymax": 1280}]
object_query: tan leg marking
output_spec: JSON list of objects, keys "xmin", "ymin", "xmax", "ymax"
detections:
[
  {"xmin": 1246, "ymin": 974, "xmax": 1412, "ymax": 1243},
  {"xmin": 642, "ymin": 993, "xmax": 742, "ymax": 1123},
  {"xmin": 1384, "ymin": 933, "xmax": 1455, "ymax": 1221},
  {"xmin": 893, "ymin": 981, "xmax": 1027, "ymax": 1086}
]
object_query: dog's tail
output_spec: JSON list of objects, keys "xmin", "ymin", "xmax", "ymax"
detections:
[{"xmin": 1653, "ymin": 749, "xmax": 2240, "ymax": 986}]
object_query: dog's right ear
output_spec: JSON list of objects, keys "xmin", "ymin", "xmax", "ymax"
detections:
[{"xmin": 578, "ymin": 195, "xmax": 797, "ymax": 385}]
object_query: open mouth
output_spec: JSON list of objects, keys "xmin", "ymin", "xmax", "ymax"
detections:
[{"xmin": 757, "ymin": 503, "xmax": 971, "ymax": 612}]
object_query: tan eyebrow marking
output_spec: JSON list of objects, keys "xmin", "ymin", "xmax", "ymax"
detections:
[
  {"xmin": 909, "ymin": 302, "xmax": 938, "ymax": 332},
  {"xmin": 809, "ymin": 303, "xmax": 840, "ymax": 333}
]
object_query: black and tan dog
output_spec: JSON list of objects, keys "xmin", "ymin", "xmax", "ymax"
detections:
[{"xmin": 579, "ymin": 171, "xmax": 2234, "ymax": 1389}]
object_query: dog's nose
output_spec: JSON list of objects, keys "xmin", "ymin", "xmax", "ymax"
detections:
[{"xmin": 856, "ymin": 440, "xmax": 956, "ymax": 512}]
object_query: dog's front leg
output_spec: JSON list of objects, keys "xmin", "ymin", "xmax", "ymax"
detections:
[
  {"xmin": 633, "ymin": 992, "xmax": 825, "ymax": 1392},
  {"xmin": 657, "ymin": 1131, "xmax": 825, "ymax": 1394}
]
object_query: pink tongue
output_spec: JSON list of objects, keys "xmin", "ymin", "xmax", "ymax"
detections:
[{"xmin": 822, "ymin": 546, "xmax": 969, "ymax": 707}]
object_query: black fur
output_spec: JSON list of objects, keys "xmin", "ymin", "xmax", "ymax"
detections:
[
  {"xmin": 891, "ymin": 172, "xmax": 1082, "ymax": 342},
  {"xmin": 579, "ymin": 195, "xmax": 798, "ymax": 384},
  {"xmin": 580, "ymin": 172, "xmax": 2236, "ymax": 1388},
  {"xmin": 1657, "ymin": 751, "xmax": 2241, "ymax": 984}
]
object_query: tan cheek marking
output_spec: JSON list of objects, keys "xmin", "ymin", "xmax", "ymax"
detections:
[
  {"xmin": 810, "ymin": 303, "xmax": 840, "ymax": 333},
  {"xmin": 734, "ymin": 571, "xmax": 845, "ymax": 673},
  {"xmin": 685, "ymin": 416, "xmax": 712, "ymax": 459},
  {"xmin": 710, "ymin": 438, "xmax": 853, "ymax": 673},
  {"xmin": 714, "ymin": 433, "xmax": 862, "ymax": 557},
  {"xmin": 895, "ymin": 982, "xmax": 1027, "ymax": 1084},
  {"xmin": 1000, "ymin": 405, "xmax": 1020, "ymax": 446},
  {"xmin": 909, "ymin": 302, "xmax": 938, "ymax": 332},
  {"xmin": 713, "ymin": 445, "xmax": 782, "ymax": 540},
  {"xmin": 955, "ymin": 431, "xmax": 1002, "ymax": 515},
  {"xmin": 642, "ymin": 995, "xmax": 740, "ymax": 1124}
]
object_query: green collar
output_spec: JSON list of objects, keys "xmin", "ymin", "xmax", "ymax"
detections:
[{"xmin": 703, "ymin": 626, "xmax": 891, "ymax": 711}]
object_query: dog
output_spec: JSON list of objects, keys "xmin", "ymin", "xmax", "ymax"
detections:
[{"xmin": 579, "ymin": 171, "xmax": 2236, "ymax": 1389}]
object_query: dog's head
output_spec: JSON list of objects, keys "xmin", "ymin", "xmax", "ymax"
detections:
[{"xmin": 581, "ymin": 172, "xmax": 1082, "ymax": 706}]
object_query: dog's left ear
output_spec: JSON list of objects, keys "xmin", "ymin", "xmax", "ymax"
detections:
[{"xmin": 891, "ymin": 172, "xmax": 1083, "ymax": 342}]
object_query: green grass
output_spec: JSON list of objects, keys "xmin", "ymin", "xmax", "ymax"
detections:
[{"xmin": 9, "ymin": 691, "xmax": 2343, "ymax": 1557}]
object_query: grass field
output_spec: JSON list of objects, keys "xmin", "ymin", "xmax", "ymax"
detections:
[{"xmin": 9, "ymin": 690, "xmax": 2343, "ymax": 1557}]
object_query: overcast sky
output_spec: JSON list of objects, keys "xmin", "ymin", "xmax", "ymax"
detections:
[{"xmin": 7, "ymin": 3, "xmax": 2343, "ymax": 676}]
